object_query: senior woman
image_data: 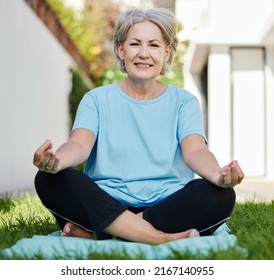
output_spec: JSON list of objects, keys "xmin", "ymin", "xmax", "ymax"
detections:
[{"xmin": 33, "ymin": 7, "xmax": 244, "ymax": 244}]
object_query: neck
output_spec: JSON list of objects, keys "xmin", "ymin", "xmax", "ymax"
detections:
[{"xmin": 119, "ymin": 78, "xmax": 165, "ymax": 100}]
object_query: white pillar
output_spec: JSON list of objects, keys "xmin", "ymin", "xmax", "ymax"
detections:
[
  {"xmin": 231, "ymin": 48, "xmax": 265, "ymax": 177},
  {"xmin": 265, "ymin": 45, "xmax": 274, "ymax": 180},
  {"xmin": 207, "ymin": 46, "xmax": 231, "ymax": 166}
]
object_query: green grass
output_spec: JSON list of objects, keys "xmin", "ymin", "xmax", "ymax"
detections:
[
  {"xmin": 0, "ymin": 194, "xmax": 58, "ymax": 250},
  {"xmin": 0, "ymin": 193, "xmax": 273, "ymax": 259}
]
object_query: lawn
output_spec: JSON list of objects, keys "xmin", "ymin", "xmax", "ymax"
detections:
[{"xmin": 0, "ymin": 193, "xmax": 273, "ymax": 259}]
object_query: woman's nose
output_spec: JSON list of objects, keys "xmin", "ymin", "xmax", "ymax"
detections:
[{"xmin": 139, "ymin": 46, "xmax": 149, "ymax": 59}]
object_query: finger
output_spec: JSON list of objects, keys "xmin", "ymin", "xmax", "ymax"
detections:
[
  {"xmin": 38, "ymin": 150, "xmax": 52, "ymax": 170},
  {"xmin": 230, "ymin": 160, "xmax": 245, "ymax": 184},
  {"xmin": 230, "ymin": 164, "xmax": 238, "ymax": 186},
  {"xmin": 35, "ymin": 140, "xmax": 52, "ymax": 156},
  {"xmin": 45, "ymin": 152, "xmax": 57, "ymax": 170},
  {"xmin": 45, "ymin": 153, "xmax": 60, "ymax": 173},
  {"xmin": 52, "ymin": 157, "xmax": 60, "ymax": 174},
  {"xmin": 215, "ymin": 164, "xmax": 231, "ymax": 187},
  {"xmin": 223, "ymin": 167, "xmax": 232, "ymax": 186},
  {"xmin": 216, "ymin": 170, "xmax": 227, "ymax": 187},
  {"xmin": 33, "ymin": 140, "xmax": 52, "ymax": 165},
  {"xmin": 235, "ymin": 162, "xmax": 245, "ymax": 183},
  {"xmin": 228, "ymin": 160, "xmax": 237, "ymax": 167}
]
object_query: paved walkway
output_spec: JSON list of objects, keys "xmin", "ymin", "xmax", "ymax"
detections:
[{"xmin": 235, "ymin": 179, "xmax": 274, "ymax": 203}]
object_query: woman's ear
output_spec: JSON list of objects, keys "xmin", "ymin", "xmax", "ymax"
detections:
[
  {"xmin": 164, "ymin": 44, "xmax": 172, "ymax": 62},
  {"xmin": 117, "ymin": 43, "xmax": 124, "ymax": 60}
]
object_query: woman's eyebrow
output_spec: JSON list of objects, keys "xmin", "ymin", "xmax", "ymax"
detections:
[{"xmin": 129, "ymin": 38, "xmax": 162, "ymax": 43}]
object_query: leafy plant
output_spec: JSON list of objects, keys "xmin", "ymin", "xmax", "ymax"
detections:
[{"xmin": 47, "ymin": 0, "xmax": 122, "ymax": 85}]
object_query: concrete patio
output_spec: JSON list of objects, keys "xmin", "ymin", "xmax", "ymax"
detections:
[{"xmin": 235, "ymin": 179, "xmax": 274, "ymax": 203}]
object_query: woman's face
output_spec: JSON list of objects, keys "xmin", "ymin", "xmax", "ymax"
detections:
[{"xmin": 118, "ymin": 21, "xmax": 171, "ymax": 82}]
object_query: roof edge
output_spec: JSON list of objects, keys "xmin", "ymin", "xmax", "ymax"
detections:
[{"xmin": 25, "ymin": 0, "xmax": 95, "ymax": 80}]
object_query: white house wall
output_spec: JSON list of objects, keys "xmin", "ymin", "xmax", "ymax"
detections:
[{"xmin": 0, "ymin": 1, "xmax": 74, "ymax": 194}]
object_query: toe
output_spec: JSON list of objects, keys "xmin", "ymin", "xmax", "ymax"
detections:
[
  {"xmin": 62, "ymin": 222, "xmax": 73, "ymax": 236},
  {"xmin": 188, "ymin": 229, "xmax": 200, "ymax": 238}
]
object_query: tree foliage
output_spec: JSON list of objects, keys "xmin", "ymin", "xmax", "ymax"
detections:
[{"xmin": 47, "ymin": 0, "xmax": 122, "ymax": 85}]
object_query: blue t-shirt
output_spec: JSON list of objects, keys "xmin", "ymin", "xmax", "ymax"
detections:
[{"xmin": 72, "ymin": 83, "xmax": 206, "ymax": 207}]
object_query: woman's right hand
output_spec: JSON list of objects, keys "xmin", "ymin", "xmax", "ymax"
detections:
[{"xmin": 33, "ymin": 139, "xmax": 60, "ymax": 174}]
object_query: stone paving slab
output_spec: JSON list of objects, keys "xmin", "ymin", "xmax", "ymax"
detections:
[{"xmin": 235, "ymin": 179, "xmax": 274, "ymax": 203}]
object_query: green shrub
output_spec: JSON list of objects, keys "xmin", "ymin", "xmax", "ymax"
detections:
[{"xmin": 69, "ymin": 67, "xmax": 93, "ymax": 127}]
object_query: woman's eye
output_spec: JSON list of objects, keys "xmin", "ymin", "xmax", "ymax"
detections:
[
  {"xmin": 150, "ymin": 44, "xmax": 160, "ymax": 48},
  {"xmin": 130, "ymin": 43, "xmax": 139, "ymax": 46}
]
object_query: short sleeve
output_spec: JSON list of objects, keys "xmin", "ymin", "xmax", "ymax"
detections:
[
  {"xmin": 177, "ymin": 97, "xmax": 207, "ymax": 143},
  {"xmin": 72, "ymin": 92, "xmax": 99, "ymax": 136}
]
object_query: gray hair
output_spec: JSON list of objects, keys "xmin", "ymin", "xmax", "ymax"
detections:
[{"xmin": 113, "ymin": 7, "xmax": 178, "ymax": 75}]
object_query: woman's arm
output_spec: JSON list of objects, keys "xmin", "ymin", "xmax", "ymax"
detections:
[
  {"xmin": 33, "ymin": 128, "xmax": 96, "ymax": 173},
  {"xmin": 181, "ymin": 134, "xmax": 244, "ymax": 188}
]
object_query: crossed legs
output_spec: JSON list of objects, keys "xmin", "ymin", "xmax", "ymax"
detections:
[
  {"xmin": 35, "ymin": 168, "xmax": 235, "ymax": 244},
  {"xmin": 61, "ymin": 210, "xmax": 199, "ymax": 244}
]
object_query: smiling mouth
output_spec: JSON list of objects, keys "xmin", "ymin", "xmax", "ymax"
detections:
[{"xmin": 135, "ymin": 63, "xmax": 153, "ymax": 68}]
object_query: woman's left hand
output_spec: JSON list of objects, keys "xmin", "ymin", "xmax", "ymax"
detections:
[{"xmin": 213, "ymin": 160, "xmax": 245, "ymax": 188}]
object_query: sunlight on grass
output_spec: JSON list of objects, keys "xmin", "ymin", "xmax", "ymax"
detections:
[
  {"xmin": 0, "ymin": 195, "xmax": 16, "ymax": 213},
  {"xmin": 0, "ymin": 194, "xmax": 58, "ymax": 250}
]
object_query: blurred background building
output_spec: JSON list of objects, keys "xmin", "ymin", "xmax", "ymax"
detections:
[
  {"xmin": 178, "ymin": 0, "xmax": 274, "ymax": 184},
  {"xmin": 1, "ymin": 0, "xmax": 77, "ymax": 194},
  {"xmin": 1, "ymin": 0, "xmax": 273, "ymax": 195}
]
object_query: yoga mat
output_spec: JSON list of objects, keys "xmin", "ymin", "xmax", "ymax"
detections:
[{"xmin": 1, "ymin": 223, "xmax": 243, "ymax": 259}]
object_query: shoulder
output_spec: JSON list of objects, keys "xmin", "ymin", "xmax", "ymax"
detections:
[
  {"xmin": 167, "ymin": 85, "xmax": 199, "ymax": 103},
  {"xmin": 84, "ymin": 83, "xmax": 115, "ymax": 98},
  {"xmin": 80, "ymin": 83, "xmax": 117, "ymax": 106}
]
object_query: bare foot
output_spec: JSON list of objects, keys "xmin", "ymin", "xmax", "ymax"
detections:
[
  {"xmin": 187, "ymin": 229, "xmax": 200, "ymax": 238},
  {"xmin": 174, "ymin": 228, "xmax": 200, "ymax": 239},
  {"xmin": 136, "ymin": 212, "xmax": 199, "ymax": 244},
  {"xmin": 161, "ymin": 229, "xmax": 199, "ymax": 244},
  {"xmin": 61, "ymin": 222, "xmax": 94, "ymax": 239},
  {"xmin": 61, "ymin": 221, "xmax": 199, "ymax": 244}
]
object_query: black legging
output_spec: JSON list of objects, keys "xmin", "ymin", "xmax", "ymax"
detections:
[{"xmin": 35, "ymin": 168, "xmax": 236, "ymax": 239}]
